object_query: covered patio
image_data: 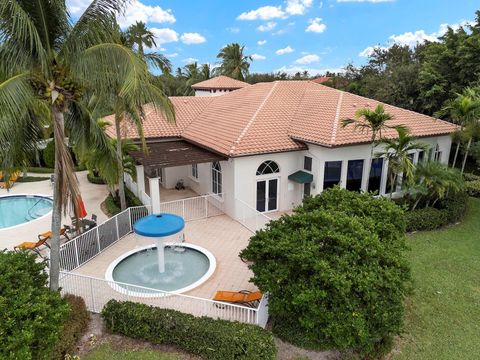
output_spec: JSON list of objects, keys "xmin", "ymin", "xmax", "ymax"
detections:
[{"xmin": 126, "ymin": 140, "xmax": 226, "ymax": 212}]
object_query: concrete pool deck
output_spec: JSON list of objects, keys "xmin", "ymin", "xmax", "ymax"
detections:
[{"xmin": 0, "ymin": 170, "xmax": 109, "ymax": 249}]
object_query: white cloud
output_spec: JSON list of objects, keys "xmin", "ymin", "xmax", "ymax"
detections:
[
  {"xmin": 237, "ymin": 1, "xmax": 313, "ymax": 21},
  {"xmin": 237, "ymin": 6, "xmax": 286, "ymax": 20},
  {"xmin": 285, "ymin": 0, "xmax": 313, "ymax": 15},
  {"xmin": 306, "ymin": 17, "xmax": 326, "ymax": 33},
  {"xmin": 251, "ymin": 53, "xmax": 267, "ymax": 61},
  {"xmin": 276, "ymin": 46, "xmax": 294, "ymax": 55},
  {"xmin": 166, "ymin": 52, "xmax": 179, "ymax": 58},
  {"xmin": 67, "ymin": 0, "xmax": 176, "ymax": 27},
  {"xmin": 182, "ymin": 57, "xmax": 199, "ymax": 64},
  {"xmin": 295, "ymin": 54, "xmax": 320, "ymax": 64},
  {"xmin": 67, "ymin": 0, "xmax": 90, "ymax": 16},
  {"xmin": 227, "ymin": 27, "xmax": 240, "ymax": 33},
  {"xmin": 150, "ymin": 28, "xmax": 179, "ymax": 46},
  {"xmin": 257, "ymin": 40, "xmax": 267, "ymax": 45},
  {"xmin": 180, "ymin": 32, "xmax": 206, "ymax": 45},
  {"xmin": 257, "ymin": 22, "xmax": 277, "ymax": 32},
  {"xmin": 359, "ymin": 20, "xmax": 474, "ymax": 56},
  {"xmin": 117, "ymin": 0, "xmax": 175, "ymax": 28},
  {"xmin": 276, "ymin": 65, "xmax": 344, "ymax": 75}
]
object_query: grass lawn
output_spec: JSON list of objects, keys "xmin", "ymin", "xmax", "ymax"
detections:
[
  {"xmin": 83, "ymin": 344, "xmax": 181, "ymax": 360},
  {"xmin": 395, "ymin": 198, "xmax": 480, "ymax": 359}
]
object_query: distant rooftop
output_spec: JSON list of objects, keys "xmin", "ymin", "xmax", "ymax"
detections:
[
  {"xmin": 191, "ymin": 75, "xmax": 250, "ymax": 90},
  {"xmin": 311, "ymin": 76, "xmax": 332, "ymax": 84}
]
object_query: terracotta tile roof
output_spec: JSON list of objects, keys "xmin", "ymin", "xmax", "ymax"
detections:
[
  {"xmin": 191, "ymin": 75, "xmax": 250, "ymax": 90},
  {"xmin": 108, "ymin": 80, "xmax": 457, "ymax": 157},
  {"xmin": 289, "ymin": 82, "xmax": 458, "ymax": 146},
  {"xmin": 104, "ymin": 96, "xmax": 213, "ymax": 140}
]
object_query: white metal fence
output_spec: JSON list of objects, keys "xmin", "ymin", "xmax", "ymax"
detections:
[
  {"xmin": 234, "ymin": 198, "xmax": 272, "ymax": 233},
  {"xmin": 59, "ymin": 271, "xmax": 265, "ymax": 326}
]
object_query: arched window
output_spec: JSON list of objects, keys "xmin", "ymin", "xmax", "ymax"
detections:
[
  {"xmin": 212, "ymin": 161, "xmax": 222, "ymax": 196},
  {"xmin": 256, "ymin": 160, "xmax": 280, "ymax": 176}
]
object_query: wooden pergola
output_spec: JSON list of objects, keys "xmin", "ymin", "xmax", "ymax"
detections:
[{"xmin": 129, "ymin": 140, "xmax": 226, "ymax": 178}]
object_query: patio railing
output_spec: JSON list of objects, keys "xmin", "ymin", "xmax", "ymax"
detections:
[
  {"xmin": 234, "ymin": 198, "xmax": 272, "ymax": 233},
  {"xmin": 59, "ymin": 194, "xmax": 223, "ymax": 272},
  {"xmin": 59, "ymin": 271, "xmax": 265, "ymax": 326}
]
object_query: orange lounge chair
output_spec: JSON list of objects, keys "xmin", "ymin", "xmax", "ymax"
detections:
[
  {"xmin": 0, "ymin": 171, "xmax": 20, "ymax": 189},
  {"xmin": 38, "ymin": 228, "xmax": 69, "ymax": 241},
  {"xmin": 213, "ymin": 290, "xmax": 263, "ymax": 307},
  {"xmin": 14, "ymin": 237, "xmax": 50, "ymax": 256}
]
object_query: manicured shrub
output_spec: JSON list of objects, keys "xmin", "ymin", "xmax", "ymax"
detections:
[
  {"xmin": 102, "ymin": 300, "xmax": 276, "ymax": 360},
  {"xmin": 53, "ymin": 295, "xmax": 90, "ymax": 360},
  {"xmin": 0, "ymin": 251, "xmax": 70, "ymax": 360},
  {"xmin": 43, "ymin": 140, "xmax": 56, "ymax": 168},
  {"xmin": 405, "ymin": 192, "xmax": 468, "ymax": 232},
  {"xmin": 26, "ymin": 166, "xmax": 55, "ymax": 173},
  {"xmin": 241, "ymin": 187, "xmax": 410, "ymax": 356},
  {"xmin": 87, "ymin": 172, "xmax": 106, "ymax": 184},
  {"xmin": 104, "ymin": 187, "xmax": 143, "ymax": 216},
  {"xmin": 17, "ymin": 176, "xmax": 50, "ymax": 182},
  {"xmin": 465, "ymin": 179, "xmax": 480, "ymax": 197}
]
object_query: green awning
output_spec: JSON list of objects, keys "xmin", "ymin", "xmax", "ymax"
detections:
[{"xmin": 288, "ymin": 170, "xmax": 313, "ymax": 184}]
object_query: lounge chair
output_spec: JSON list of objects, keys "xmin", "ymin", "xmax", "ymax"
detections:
[
  {"xmin": 14, "ymin": 237, "xmax": 50, "ymax": 256},
  {"xmin": 0, "ymin": 171, "xmax": 20, "ymax": 189},
  {"xmin": 212, "ymin": 290, "xmax": 263, "ymax": 307},
  {"xmin": 38, "ymin": 228, "xmax": 69, "ymax": 241}
]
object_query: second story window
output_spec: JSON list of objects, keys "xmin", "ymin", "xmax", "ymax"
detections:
[{"xmin": 191, "ymin": 164, "xmax": 198, "ymax": 179}]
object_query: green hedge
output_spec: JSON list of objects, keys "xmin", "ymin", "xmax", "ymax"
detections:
[
  {"xmin": 26, "ymin": 166, "xmax": 55, "ymax": 173},
  {"xmin": 17, "ymin": 176, "xmax": 50, "ymax": 182},
  {"xmin": 87, "ymin": 172, "xmax": 106, "ymax": 185},
  {"xmin": 102, "ymin": 300, "xmax": 276, "ymax": 360},
  {"xmin": 0, "ymin": 251, "xmax": 70, "ymax": 359},
  {"xmin": 405, "ymin": 192, "xmax": 468, "ymax": 232},
  {"xmin": 53, "ymin": 295, "xmax": 90, "ymax": 360},
  {"xmin": 43, "ymin": 140, "xmax": 56, "ymax": 168}
]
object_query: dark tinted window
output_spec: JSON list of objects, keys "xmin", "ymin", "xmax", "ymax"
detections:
[
  {"xmin": 304, "ymin": 156, "xmax": 312, "ymax": 171},
  {"xmin": 323, "ymin": 161, "xmax": 342, "ymax": 189},
  {"xmin": 346, "ymin": 160, "xmax": 364, "ymax": 192}
]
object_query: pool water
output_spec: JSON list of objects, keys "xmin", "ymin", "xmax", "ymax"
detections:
[
  {"xmin": 112, "ymin": 246, "xmax": 210, "ymax": 292},
  {"xmin": 0, "ymin": 195, "xmax": 53, "ymax": 229}
]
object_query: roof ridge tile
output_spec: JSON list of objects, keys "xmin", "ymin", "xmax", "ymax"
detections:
[{"xmin": 330, "ymin": 91, "xmax": 344, "ymax": 144}]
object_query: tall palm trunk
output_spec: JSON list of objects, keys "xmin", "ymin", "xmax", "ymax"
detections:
[
  {"xmin": 365, "ymin": 141, "xmax": 375, "ymax": 192},
  {"xmin": 452, "ymin": 142, "xmax": 461, "ymax": 169},
  {"xmin": 115, "ymin": 114, "xmax": 127, "ymax": 210},
  {"xmin": 461, "ymin": 137, "xmax": 473, "ymax": 174},
  {"xmin": 50, "ymin": 107, "xmax": 65, "ymax": 291}
]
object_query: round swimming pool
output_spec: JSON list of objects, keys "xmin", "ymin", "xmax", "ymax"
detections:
[
  {"xmin": 106, "ymin": 243, "xmax": 216, "ymax": 296},
  {"xmin": 0, "ymin": 195, "xmax": 53, "ymax": 229}
]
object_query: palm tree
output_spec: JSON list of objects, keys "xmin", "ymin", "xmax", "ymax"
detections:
[
  {"xmin": 341, "ymin": 104, "xmax": 396, "ymax": 191},
  {"xmin": 436, "ymin": 87, "xmax": 480, "ymax": 172},
  {"xmin": 376, "ymin": 127, "xmax": 429, "ymax": 197},
  {"xmin": 216, "ymin": 43, "xmax": 252, "ymax": 81},
  {"xmin": 0, "ymin": 0, "xmax": 154, "ymax": 290},
  {"xmin": 408, "ymin": 161, "xmax": 464, "ymax": 209},
  {"xmin": 123, "ymin": 21, "xmax": 171, "ymax": 74}
]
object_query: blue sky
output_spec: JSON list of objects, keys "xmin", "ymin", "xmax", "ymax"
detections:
[{"xmin": 67, "ymin": 0, "xmax": 479, "ymax": 75}]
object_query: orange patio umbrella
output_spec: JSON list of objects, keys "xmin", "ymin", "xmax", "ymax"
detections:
[{"xmin": 75, "ymin": 195, "xmax": 88, "ymax": 219}]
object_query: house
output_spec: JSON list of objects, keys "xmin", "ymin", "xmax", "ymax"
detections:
[
  {"xmin": 108, "ymin": 78, "xmax": 457, "ymax": 219},
  {"xmin": 311, "ymin": 76, "xmax": 332, "ymax": 84}
]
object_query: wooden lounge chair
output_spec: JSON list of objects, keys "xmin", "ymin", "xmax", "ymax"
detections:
[
  {"xmin": 213, "ymin": 290, "xmax": 263, "ymax": 307},
  {"xmin": 14, "ymin": 237, "xmax": 50, "ymax": 256}
]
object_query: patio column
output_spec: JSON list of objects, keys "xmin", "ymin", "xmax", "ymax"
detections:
[
  {"xmin": 149, "ymin": 177, "xmax": 161, "ymax": 214},
  {"xmin": 136, "ymin": 165, "xmax": 145, "ymax": 195}
]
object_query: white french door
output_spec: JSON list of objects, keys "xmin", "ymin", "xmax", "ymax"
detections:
[{"xmin": 256, "ymin": 178, "xmax": 279, "ymax": 213}]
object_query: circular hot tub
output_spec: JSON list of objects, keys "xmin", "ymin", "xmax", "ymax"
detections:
[{"xmin": 106, "ymin": 243, "xmax": 216, "ymax": 296}]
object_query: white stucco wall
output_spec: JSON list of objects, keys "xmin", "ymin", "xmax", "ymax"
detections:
[
  {"xmin": 194, "ymin": 89, "xmax": 233, "ymax": 97},
  {"xmin": 147, "ymin": 134, "xmax": 452, "ymax": 216}
]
